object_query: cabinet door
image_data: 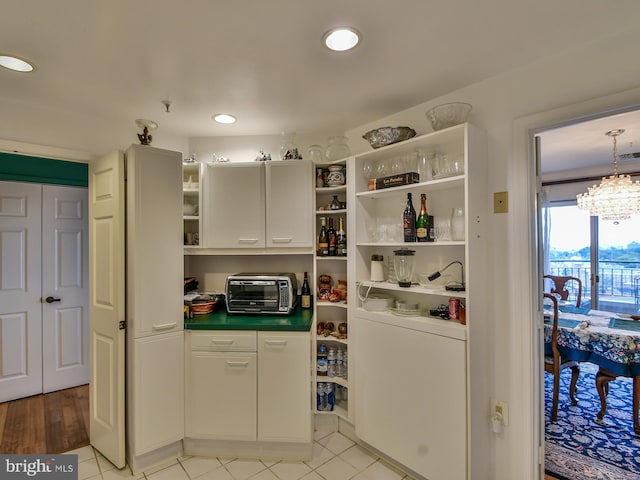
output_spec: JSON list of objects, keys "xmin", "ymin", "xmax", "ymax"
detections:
[
  {"xmin": 265, "ymin": 162, "xmax": 313, "ymax": 248},
  {"xmin": 126, "ymin": 145, "xmax": 184, "ymax": 337},
  {"xmin": 203, "ymin": 163, "xmax": 265, "ymax": 248},
  {"xmin": 353, "ymin": 314, "xmax": 467, "ymax": 480},
  {"xmin": 130, "ymin": 331, "xmax": 184, "ymax": 456},
  {"xmin": 186, "ymin": 351, "xmax": 257, "ymax": 441},
  {"xmin": 258, "ymin": 332, "xmax": 311, "ymax": 442}
]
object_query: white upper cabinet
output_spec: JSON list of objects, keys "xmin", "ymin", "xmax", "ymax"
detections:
[
  {"xmin": 202, "ymin": 161, "xmax": 312, "ymax": 250},
  {"xmin": 203, "ymin": 162, "xmax": 266, "ymax": 248},
  {"xmin": 265, "ymin": 161, "xmax": 313, "ymax": 248}
]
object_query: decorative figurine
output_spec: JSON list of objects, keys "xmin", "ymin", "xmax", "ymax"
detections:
[{"xmin": 135, "ymin": 119, "xmax": 157, "ymax": 146}]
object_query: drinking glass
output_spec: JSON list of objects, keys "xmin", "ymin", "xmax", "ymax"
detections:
[{"xmin": 451, "ymin": 207, "xmax": 465, "ymax": 241}]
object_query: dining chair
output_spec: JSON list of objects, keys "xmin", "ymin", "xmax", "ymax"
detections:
[
  {"xmin": 544, "ymin": 275, "xmax": 583, "ymax": 307},
  {"xmin": 544, "ymin": 293, "xmax": 580, "ymax": 421}
]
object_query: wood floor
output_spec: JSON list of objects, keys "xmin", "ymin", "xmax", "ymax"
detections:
[{"xmin": 0, "ymin": 385, "xmax": 89, "ymax": 454}]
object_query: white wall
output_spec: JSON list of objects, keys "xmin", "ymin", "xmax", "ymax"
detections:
[{"xmin": 345, "ymin": 27, "xmax": 640, "ymax": 480}]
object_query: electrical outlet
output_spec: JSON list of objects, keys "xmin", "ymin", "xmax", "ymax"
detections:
[
  {"xmin": 491, "ymin": 399, "xmax": 509, "ymax": 426},
  {"xmin": 493, "ymin": 191, "xmax": 509, "ymax": 213}
]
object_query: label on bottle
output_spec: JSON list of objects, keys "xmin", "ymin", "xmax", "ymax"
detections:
[
  {"xmin": 302, "ymin": 294, "xmax": 311, "ymax": 308},
  {"xmin": 416, "ymin": 227, "xmax": 428, "ymax": 241}
]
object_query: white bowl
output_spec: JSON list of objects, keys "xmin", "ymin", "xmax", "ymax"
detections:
[{"xmin": 183, "ymin": 203, "xmax": 196, "ymax": 215}]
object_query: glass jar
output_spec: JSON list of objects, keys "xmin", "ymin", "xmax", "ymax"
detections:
[
  {"xmin": 451, "ymin": 207, "xmax": 465, "ymax": 240},
  {"xmin": 416, "ymin": 149, "xmax": 433, "ymax": 182},
  {"xmin": 326, "ymin": 136, "xmax": 351, "ymax": 161}
]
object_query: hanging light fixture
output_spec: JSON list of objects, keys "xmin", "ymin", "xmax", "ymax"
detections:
[{"xmin": 576, "ymin": 129, "xmax": 640, "ymax": 223}]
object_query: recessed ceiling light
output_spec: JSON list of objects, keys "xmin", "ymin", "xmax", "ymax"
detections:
[
  {"xmin": 323, "ymin": 27, "xmax": 361, "ymax": 52},
  {"xmin": 213, "ymin": 114, "xmax": 237, "ymax": 124},
  {"xmin": 0, "ymin": 53, "xmax": 36, "ymax": 72}
]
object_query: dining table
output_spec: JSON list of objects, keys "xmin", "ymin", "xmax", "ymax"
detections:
[{"xmin": 543, "ymin": 305, "xmax": 640, "ymax": 434}]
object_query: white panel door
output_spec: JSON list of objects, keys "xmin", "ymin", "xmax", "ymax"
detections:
[
  {"xmin": 0, "ymin": 181, "xmax": 42, "ymax": 403},
  {"xmin": 89, "ymin": 151, "xmax": 126, "ymax": 468},
  {"xmin": 42, "ymin": 185, "xmax": 89, "ymax": 392}
]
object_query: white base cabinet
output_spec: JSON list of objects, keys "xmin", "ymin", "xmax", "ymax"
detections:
[
  {"xmin": 258, "ymin": 332, "xmax": 312, "ymax": 442},
  {"xmin": 353, "ymin": 312, "xmax": 467, "ymax": 480},
  {"xmin": 185, "ymin": 330, "xmax": 312, "ymax": 455}
]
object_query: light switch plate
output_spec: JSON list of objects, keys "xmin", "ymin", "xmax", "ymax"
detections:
[{"xmin": 494, "ymin": 191, "xmax": 508, "ymax": 213}]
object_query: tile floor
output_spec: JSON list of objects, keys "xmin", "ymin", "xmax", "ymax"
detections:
[{"xmin": 70, "ymin": 431, "xmax": 416, "ymax": 480}]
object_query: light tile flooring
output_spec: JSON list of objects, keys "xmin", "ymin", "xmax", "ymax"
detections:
[{"xmin": 71, "ymin": 431, "xmax": 416, "ymax": 480}]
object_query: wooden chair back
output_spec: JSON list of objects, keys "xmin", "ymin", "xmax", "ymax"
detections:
[{"xmin": 544, "ymin": 275, "xmax": 583, "ymax": 307}]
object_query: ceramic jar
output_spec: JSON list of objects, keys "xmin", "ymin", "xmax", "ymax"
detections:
[{"xmin": 325, "ymin": 165, "xmax": 345, "ymax": 187}]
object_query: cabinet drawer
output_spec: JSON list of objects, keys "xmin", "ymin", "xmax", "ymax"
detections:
[{"xmin": 189, "ymin": 331, "xmax": 257, "ymax": 351}]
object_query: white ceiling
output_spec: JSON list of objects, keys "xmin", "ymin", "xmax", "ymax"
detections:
[{"xmin": 2, "ymin": 0, "xmax": 640, "ymax": 169}]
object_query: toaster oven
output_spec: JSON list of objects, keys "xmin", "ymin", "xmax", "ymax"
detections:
[{"xmin": 225, "ymin": 273, "xmax": 298, "ymax": 314}]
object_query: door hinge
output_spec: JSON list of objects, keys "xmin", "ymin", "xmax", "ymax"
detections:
[{"xmin": 119, "ymin": 320, "xmax": 126, "ymax": 330}]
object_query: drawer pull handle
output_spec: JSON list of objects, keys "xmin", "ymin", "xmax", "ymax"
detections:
[
  {"xmin": 238, "ymin": 238, "xmax": 259, "ymax": 244},
  {"xmin": 226, "ymin": 361, "xmax": 249, "ymax": 367},
  {"xmin": 152, "ymin": 322, "xmax": 177, "ymax": 331},
  {"xmin": 271, "ymin": 237, "xmax": 292, "ymax": 243},
  {"xmin": 265, "ymin": 340, "xmax": 287, "ymax": 346},
  {"xmin": 211, "ymin": 339, "xmax": 234, "ymax": 345}
]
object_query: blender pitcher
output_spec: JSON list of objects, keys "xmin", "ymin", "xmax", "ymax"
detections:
[{"xmin": 393, "ymin": 249, "xmax": 416, "ymax": 287}]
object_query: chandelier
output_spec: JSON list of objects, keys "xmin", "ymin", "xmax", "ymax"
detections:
[{"xmin": 576, "ymin": 129, "xmax": 640, "ymax": 223}]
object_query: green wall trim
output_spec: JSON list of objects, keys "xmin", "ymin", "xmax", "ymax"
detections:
[{"xmin": 0, "ymin": 152, "xmax": 88, "ymax": 187}]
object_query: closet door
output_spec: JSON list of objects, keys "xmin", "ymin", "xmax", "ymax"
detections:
[
  {"xmin": 42, "ymin": 185, "xmax": 89, "ymax": 392},
  {"xmin": 0, "ymin": 181, "xmax": 43, "ymax": 403}
]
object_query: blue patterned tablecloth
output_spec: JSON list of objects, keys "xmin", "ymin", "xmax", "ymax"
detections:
[{"xmin": 544, "ymin": 309, "xmax": 640, "ymax": 377}]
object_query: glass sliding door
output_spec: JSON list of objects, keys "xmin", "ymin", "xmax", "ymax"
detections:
[
  {"xmin": 597, "ymin": 215, "xmax": 640, "ymax": 313},
  {"xmin": 545, "ymin": 204, "xmax": 592, "ymax": 307},
  {"xmin": 545, "ymin": 203, "xmax": 640, "ymax": 313}
]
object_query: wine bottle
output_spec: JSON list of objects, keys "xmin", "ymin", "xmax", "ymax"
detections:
[
  {"xmin": 318, "ymin": 217, "xmax": 329, "ymax": 256},
  {"xmin": 301, "ymin": 271, "xmax": 311, "ymax": 309},
  {"xmin": 403, "ymin": 192, "xmax": 417, "ymax": 242},
  {"xmin": 416, "ymin": 193, "xmax": 428, "ymax": 242},
  {"xmin": 327, "ymin": 217, "xmax": 337, "ymax": 256},
  {"xmin": 337, "ymin": 217, "xmax": 347, "ymax": 256}
]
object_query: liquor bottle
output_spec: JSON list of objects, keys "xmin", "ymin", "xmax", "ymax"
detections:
[
  {"xmin": 318, "ymin": 217, "xmax": 329, "ymax": 256},
  {"xmin": 416, "ymin": 193, "xmax": 428, "ymax": 242},
  {"xmin": 327, "ymin": 217, "xmax": 337, "ymax": 256},
  {"xmin": 301, "ymin": 271, "xmax": 311, "ymax": 309},
  {"xmin": 403, "ymin": 192, "xmax": 417, "ymax": 242},
  {"xmin": 337, "ymin": 217, "xmax": 347, "ymax": 256}
]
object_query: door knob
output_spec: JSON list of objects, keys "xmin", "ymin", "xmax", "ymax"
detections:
[{"xmin": 45, "ymin": 296, "xmax": 61, "ymax": 303}]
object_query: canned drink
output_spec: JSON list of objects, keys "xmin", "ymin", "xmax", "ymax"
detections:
[{"xmin": 449, "ymin": 298, "xmax": 460, "ymax": 320}]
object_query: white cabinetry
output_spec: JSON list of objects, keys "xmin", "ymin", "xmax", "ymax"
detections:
[
  {"xmin": 349, "ymin": 123, "xmax": 489, "ymax": 480},
  {"xmin": 124, "ymin": 146, "xmax": 185, "ymax": 471},
  {"xmin": 185, "ymin": 330, "xmax": 312, "ymax": 456},
  {"xmin": 353, "ymin": 313, "xmax": 466, "ymax": 480},
  {"xmin": 201, "ymin": 161, "xmax": 312, "ymax": 250},
  {"xmin": 258, "ymin": 332, "xmax": 311, "ymax": 442},
  {"xmin": 186, "ymin": 331, "xmax": 257, "ymax": 440}
]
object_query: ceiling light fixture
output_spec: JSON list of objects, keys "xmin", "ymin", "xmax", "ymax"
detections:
[
  {"xmin": 577, "ymin": 129, "xmax": 640, "ymax": 223},
  {"xmin": 323, "ymin": 27, "xmax": 361, "ymax": 52},
  {"xmin": 213, "ymin": 114, "xmax": 237, "ymax": 124},
  {"xmin": 0, "ymin": 53, "xmax": 36, "ymax": 72}
]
